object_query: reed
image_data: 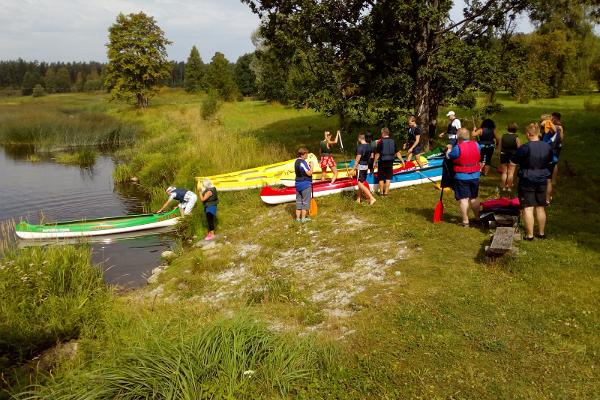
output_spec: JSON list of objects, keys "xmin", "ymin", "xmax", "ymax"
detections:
[{"xmin": 54, "ymin": 149, "xmax": 97, "ymax": 167}]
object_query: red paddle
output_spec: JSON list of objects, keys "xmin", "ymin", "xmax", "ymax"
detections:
[{"xmin": 433, "ymin": 184, "xmax": 444, "ymax": 223}]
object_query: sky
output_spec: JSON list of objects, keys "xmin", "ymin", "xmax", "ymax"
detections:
[{"xmin": 0, "ymin": 0, "xmax": 533, "ymax": 63}]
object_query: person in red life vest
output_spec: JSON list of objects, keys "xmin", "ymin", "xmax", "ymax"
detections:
[
  {"xmin": 510, "ymin": 123, "xmax": 553, "ymax": 240},
  {"xmin": 446, "ymin": 128, "xmax": 481, "ymax": 227},
  {"xmin": 373, "ymin": 127, "xmax": 404, "ymax": 196},
  {"xmin": 319, "ymin": 130, "xmax": 339, "ymax": 184},
  {"xmin": 351, "ymin": 133, "xmax": 377, "ymax": 205}
]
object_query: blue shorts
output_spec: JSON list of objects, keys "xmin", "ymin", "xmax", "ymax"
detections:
[
  {"xmin": 454, "ymin": 179, "xmax": 479, "ymax": 200},
  {"xmin": 204, "ymin": 205, "xmax": 217, "ymax": 215}
]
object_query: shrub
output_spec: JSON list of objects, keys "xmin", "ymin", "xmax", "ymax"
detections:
[
  {"xmin": 32, "ymin": 84, "xmax": 46, "ymax": 98},
  {"xmin": 481, "ymin": 103, "xmax": 504, "ymax": 116},
  {"xmin": 201, "ymin": 90, "xmax": 221, "ymax": 120},
  {"xmin": 455, "ymin": 91, "xmax": 477, "ymax": 109},
  {"xmin": 583, "ymin": 96, "xmax": 600, "ymax": 112}
]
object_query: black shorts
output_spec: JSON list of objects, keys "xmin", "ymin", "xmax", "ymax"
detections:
[
  {"xmin": 367, "ymin": 159, "xmax": 374, "ymax": 173},
  {"xmin": 500, "ymin": 151, "xmax": 514, "ymax": 164},
  {"xmin": 518, "ymin": 181, "xmax": 547, "ymax": 207},
  {"xmin": 357, "ymin": 167, "xmax": 368, "ymax": 183},
  {"xmin": 479, "ymin": 144, "xmax": 495, "ymax": 166},
  {"xmin": 454, "ymin": 179, "xmax": 479, "ymax": 200},
  {"xmin": 409, "ymin": 144, "xmax": 421, "ymax": 156},
  {"xmin": 378, "ymin": 160, "xmax": 394, "ymax": 181}
]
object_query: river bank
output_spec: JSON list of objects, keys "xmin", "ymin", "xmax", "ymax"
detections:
[{"xmin": 2, "ymin": 90, "xmax": 599, "ymax": 399}]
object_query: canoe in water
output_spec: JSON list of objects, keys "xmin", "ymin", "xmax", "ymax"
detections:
[{"xmin": 15, "ymin": 208, "xmax": 180, "ymax": 239}]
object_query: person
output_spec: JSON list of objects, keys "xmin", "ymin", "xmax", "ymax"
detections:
[
  {"xmin": 365, "ymin": 132, "xmax": 376, "ymax": 173},
  {"xmin": 351, "ymin": 133, "xmax": 377, "ymax": 205},
  {"xmin": 446, "ymin": 128, "xmax": 481, "ymax": 227},
  {"xmin": 439, "ymin": 111, "xmax": 461, "ymax": 145},
  {"xmin": 404, "ymin": 116, "xmax": 422, "ymax": 164},
  {"xmin": 157, "ymin": 186, "xmax": 198, "ymax": 217},
  {"xmin": 199, "ymin": 179, "xmax": 218, "ymax": 241},
  {"xmin": 374, "ymin": 127, "xmax": 404, "ymax": 195},
  {"xmin": 545, "ymin": 112, "xmax": 564, "ymax": 203},
  {"xmin": 295, "ymin": 147, "xmax": 314, "ymax": 222},
  {"xmin": 510, "ymin": 123, "xmax": 553, "ymax": 240},
  {"xmin": 499, "ymin": 122, "xmax": 521, "ymax": 192},
  {"xmin": 319, "ymin": 130, "xmax": 339, "ymax": 184},
  {"xmin": 472, "ymin": 118, "xmax": 499, "ymax": 176}
]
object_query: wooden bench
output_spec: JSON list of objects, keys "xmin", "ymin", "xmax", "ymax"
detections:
[{"xmin": 486, "ymin": 227, "xmax": 518, "ymax": 257}]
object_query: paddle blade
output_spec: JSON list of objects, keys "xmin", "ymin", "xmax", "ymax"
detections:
[
  {"xmin": 309, "ymin": 198, "xmax": 318, "ymax": 216},
  {"xmin": 433, "ymin": 200, "xmax": 444, "ymax": 223}
]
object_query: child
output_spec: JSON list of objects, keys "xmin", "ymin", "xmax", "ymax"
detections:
[
  {"xmin": 199, "ymin": 179, "xmax": 218, "ymax": 241},
  {"xmin": 295, "ymin": 147, "xmax": 314, "ymax": 222},
  {"xmin": 499, "ymin": 122, "xmax": 521, "ymax": 192},
  {"xmin": 320, "ymin": 130, "xmax": 339, "ymax": 184},
  {"xmin": 352, "ymin": 133, "xmax": 376, "ymax": 205},
  {"xmin": 403, "ymin": 116, "xmax": 422, "ymax": 164}
]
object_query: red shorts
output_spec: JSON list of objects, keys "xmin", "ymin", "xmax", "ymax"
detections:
[{"xmin": 320, "ymin": 155, "xmax": 335, "ymax": 170}]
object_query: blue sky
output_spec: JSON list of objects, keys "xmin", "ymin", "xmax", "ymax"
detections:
[{"xmin": 0, "ymin": 0, "xmax": 533, "ymax": 63}]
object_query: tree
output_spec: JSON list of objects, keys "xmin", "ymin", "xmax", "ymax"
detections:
[
  {"xmin": 21, "ymin": 71, "xmax": 42, "ymax": 96},
  {"xmin": 55, "ymin": 67, "xmax": 71, "ymax": 93},
  {"xmin": 234, "ymin": 53, "xmax": 257, "ymax": 96},
  {"xmin": 105, "ymin": 12, "xmax": 172, "ymax": 108},
  {"xmin": 205, "ymin": 52, "xmax": 239, "ymax": 101},
  {"xmin": 184, "ymin": 46, "xmax": 206, "ymax": 92}
]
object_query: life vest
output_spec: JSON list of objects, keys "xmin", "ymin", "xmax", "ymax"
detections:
[
  {"xmin": 202, "ymin": 187, "xmax": 219, "ymax": 207},
  {"xmin": 379, "ymin": 137, "xmax": 396, "ymax": 161},
  {"xmin": 172, "ymin": 188, "xmax": 188, "ymax": 202},
  {"xmin": 447, "ymin": 121, "xmax": 458, "ymax": 138},
  {"xmin": 294, "ymin": 159, "xmax": 311, "ymax": 182},
  {"xmin": 453, "ymin": 141, "xmax": 480, "ymax": 173},
  {"xmin": 320, "ymin": 140, "xmax": 331, "ymax": 155}
]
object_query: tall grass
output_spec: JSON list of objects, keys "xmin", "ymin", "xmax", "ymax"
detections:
[
  {"xmin": 19, "ymin": 315, "xmax": 330, "ymax": 399},
  {"xmin": 0, "ymin": 246, "xmax": 109, "ymax": 372},
  {"xmin": 54, "ymin": 149, "xmax": 97, "ymax": 167}
]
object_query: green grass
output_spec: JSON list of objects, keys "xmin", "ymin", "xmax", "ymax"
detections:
[
  {"xmin": 54, "ymin": 149, "xmax": 97, "ymax": 167},
  {"xmin": 3, "ymin": 90, "xmax": 600, "ymax": 399}
]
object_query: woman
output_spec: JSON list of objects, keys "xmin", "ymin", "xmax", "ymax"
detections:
[
  {"xmin": 499, "ymin": 122, "xmax": 521, "ymax": 193},
  {"xmin": 199, "ymin": 179, "xmax": 218, "ymax": 241},
  {"xmin": 319, "ymin": 130, "xmax": 339, "ymax": 184},
  {"xmin": 473, "ymin": 118, "xmax": 499, "ymax": 176}
]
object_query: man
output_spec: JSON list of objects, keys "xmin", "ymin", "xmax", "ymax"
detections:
[
  {"xmin": 546, "ymin": 111, "xmax": 564, "ymax": 203},
  {"xmin": 446, "ymin": 128, "xmax": 480, "ymax": 227},
  {"xmin": 404, "ymin": 116, "xmax": 422, "ymax": 165},
  {"xmin": 439, "ymin": 111, "xmax": 461, "ymax": 145},
  {"xmin": 374, "ymin": 127, "xmax": 404, "ymax": 195},
  {"xmin": 294, "ymin": 147, "xmax": 314, "ymax": 222},
  {"xmin": 510, "ymin": 123, "xmax": 553, "ymax": 240},
  {"xmin": 157, "ymin": 186, "xmax": 198, "ymax": 217},
  {"xmin": 351, "ymin": 133, "xmax": 376, "ymax": 205}
]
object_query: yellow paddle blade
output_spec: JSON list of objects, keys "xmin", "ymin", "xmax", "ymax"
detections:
[{"xmin": 309, "ymin": 198, "xmax": 318, "ymax": 216}]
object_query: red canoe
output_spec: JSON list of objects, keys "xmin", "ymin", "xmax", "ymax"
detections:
[{"xmin": 260, "ymin": 177, "xmax": 368, "ymax": 204}]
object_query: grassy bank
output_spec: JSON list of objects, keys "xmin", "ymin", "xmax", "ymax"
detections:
[{"xmin": 3, "ymin": 90, "xmax": 599, "ymax": 398}]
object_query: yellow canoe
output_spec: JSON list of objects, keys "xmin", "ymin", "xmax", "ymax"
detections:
[{"xmin": 196, "ymin": 153, "xmax": 319, "ymax": 191}]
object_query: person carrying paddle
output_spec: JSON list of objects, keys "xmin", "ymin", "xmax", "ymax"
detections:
[
  {"xmin": 199, "ymin": 179, "xmax": 218, "ymax": 241},
  {"xmin": 319, "ymin": 130, "xmax": 339, "ymax": 184},
  {"xmin": 472, "ymin": 118, "xmax": 499, "ymax": 176},
  {"xmin": 374, "ymin": 127, "xmax": 404, "ymax": 196},
  {"xmin": 446, "ymin": 128, "xmax": 481, "ymax": 227},
  {"xmin": 439, "ymin": 111, "xmax": 461, "ymax": 145},
  {"xmin": 499, "ymin": 122, "xmax": 521, "ymax": 193},
  {"xmin": 351, "ymin": 133, "xmax": 377, "ymax": 205},
  {"xmin": 510, "ymin": 123, "xmax": 553, "ymax": 240},
  {"xmin": 157, "ymin": 186, "xmax": 198, "ymax": 217},
  {"xmin": 295, "ymin": 147, "xmax": 315, "ymax": 222},
  {"xmin": 403, "ymin": 116, "xmax": 422, "ymax": 165}
]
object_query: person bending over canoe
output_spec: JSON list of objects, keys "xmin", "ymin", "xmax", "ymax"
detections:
[
  {"xmin": 320, "ymin": 130, "xmax": 339, "ymax": 184},
  {"xmin": 352, "ymin": 133, "xmax": 376, "ymax": 205},
  {"xmin": 199, "ymin": 179, "xmax": 218, "ymax": 241},
  {"xmin": 157, "ymin": 186, "xmax": 198, "ymax": 217},
  {"xmin": 295, "ymin": 147, "xmax": 315, "ymax": 222},
  {"xmin": 374, "ymin": 127, "xmax": 404, "ymax": 196}
]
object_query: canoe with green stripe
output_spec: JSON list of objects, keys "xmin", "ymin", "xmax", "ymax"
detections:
[{"xmin": 15, "ymin": 208, "xmax": 180, "ymax": 239}]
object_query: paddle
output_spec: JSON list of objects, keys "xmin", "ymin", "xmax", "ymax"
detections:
[
  {"xmin": 433, "ymin": 188, "xmax": 444, "ymax": 223},
  {"xmin": 309, "ymin": 182, "xmax": 318, "ymax": 216}
]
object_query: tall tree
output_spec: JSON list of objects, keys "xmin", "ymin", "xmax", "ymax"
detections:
[
  {"xmin": 205, "ymin": 52, "xmax": 239, "ymax": 101},
  {"xmin": 105, "ymin": 12, "xmax": 172, "ymax": 108},
  {"xmin": 184, "ymin": 46, "xmax": 206, "ymax": 92},
  {"xmin": 21, "ymin": 71, "xmax": 42, "ymax": 96},
  {"xmin": 234, "ymin": 52, "xmax": 258, "ymax": 96}
]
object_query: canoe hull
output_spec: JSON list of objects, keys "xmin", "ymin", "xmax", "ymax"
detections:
[{"xmin": 260, "ymin": 178, "xmax": 360, "ymax": 205}]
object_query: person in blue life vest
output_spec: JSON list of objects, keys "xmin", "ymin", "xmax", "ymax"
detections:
[
  {"xmin": 373, "ymin": 127, "xmax": 404, "ymax": 196},
  {"xmin": 157, "ymin": 186, "xmax": 198, "ymax": 217},
  {"xmin": 510, "ymin": 123, "xmax": 553, "ymax": 240},
  {"xmin": 295, "ymin": 147, "xmax": 315, "ymax": 222},
  {"xmin": 439, "ymin": 110, "xmax": 461, "ymax": 145},
  {"xmin": 403, "ymin": 116, "xmax": 422, "ymax": 165},
  {"xmin": 351, "ymin": 133, "xmax": 377, "ymax": 205},
  {"xmin": 199, "ymin": 178, "xmax": 218, "ymax": 241},
  {"xmin": 446, "ymin": 128, "xmax": 481, "ymax": 227}
]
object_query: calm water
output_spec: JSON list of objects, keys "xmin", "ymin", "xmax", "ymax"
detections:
[{"xmin": 0, "ymin": 146, "xmax": 175, "ymax": 287}]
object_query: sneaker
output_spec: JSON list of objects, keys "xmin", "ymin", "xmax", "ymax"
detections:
[
  {"xmin": 295, "ymin": 218, "xmax": 302, "ymax": 222},
  {"xmin": 535, "ymin": 234, "xmax": 547, "ymax": 239},
  {"xmin": 523, "ymin": 236, "xmax": 534, "ymax": 241},
  {"xmin": 301, "ymin": 217, "xmax": 312, "ymax": 222},
  {"xmin": 204, "ymin": 232, "xmax": 215, "ymax": 241}
]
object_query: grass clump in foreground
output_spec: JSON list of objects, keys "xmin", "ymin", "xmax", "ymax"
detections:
[{"xmin": 0, "ymin": 246, "xmax": 109, "ymax": 383}]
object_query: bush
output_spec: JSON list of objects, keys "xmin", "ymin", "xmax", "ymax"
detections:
[
  {"xmin": 0, "ymin": 246, "xmax": 109, "ymax": 371},
  {"xmin": 32, "ymin": 84, "xmax": 46, "ymax": 98},
  {"xmin": 480, "ymin": 103, "xmax": 504, "ymax": 116},
  {"xmin": 201, "ymin": 90, "xmax": 221, "ymax": 120},
  {"xmin": 455, "ymin": 91, "xmax": 477, "ymax": 109},
  {"xmin": 583, "ymin": 96, "xmax": 600, "ymax": 112}
]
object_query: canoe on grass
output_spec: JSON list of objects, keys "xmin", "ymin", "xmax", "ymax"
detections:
[
  {"xmin": 260, "ymin": 177, "xmax": 364, "ymax": 205},
  {"xmin": 366, "ymin": 158, "xmax": 443, "ymax": 190},
  {"xmin": 15, "ymin": 208, "xmax": 180, "ymax": 239}
]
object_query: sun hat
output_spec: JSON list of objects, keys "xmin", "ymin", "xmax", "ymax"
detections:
[
  {"xmin": 446, "ymin": 111, "xmax": 456, "ymax": 117},
  {"xmin": 166, "ymin": 186, "xmax": 176, "ymax": 193}
]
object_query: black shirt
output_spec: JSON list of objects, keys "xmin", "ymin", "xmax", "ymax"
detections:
[
  {"xmin": 356, "ymin": 143, "xmax": 371, "ymax": 165},
  {"xmin": 407, "ymin": 126, "xmax": 421, "ymax": 145},
  {"xmin": 511, "ymin": 141, "xmax": 553, "ymax": 184}
]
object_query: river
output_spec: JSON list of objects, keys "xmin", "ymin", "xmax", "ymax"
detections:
[{"xmin": 0, "ymin": 146, "xmax": 175, "ymax": 287}]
